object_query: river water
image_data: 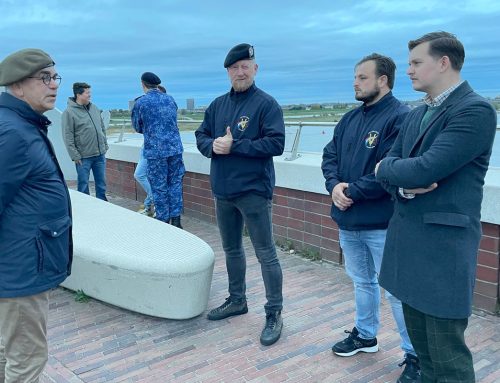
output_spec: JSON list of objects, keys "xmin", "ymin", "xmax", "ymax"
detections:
[
  {"xmin": 121, "ymin": 112, "xmax": 500, "ymax": 167},
  {"xmin": 178, "ymin": 119, "xmax": 500, "ymax": 168}
]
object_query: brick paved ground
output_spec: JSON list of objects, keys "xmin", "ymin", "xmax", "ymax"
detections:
[{"xmin": 41, "ymin": 187, "xmax": 500, "ymax": 383}]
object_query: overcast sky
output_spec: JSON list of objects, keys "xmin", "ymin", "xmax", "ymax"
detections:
[{"xmin": 1, "ymin": 0, "xmax": 499, "ymax": 110}]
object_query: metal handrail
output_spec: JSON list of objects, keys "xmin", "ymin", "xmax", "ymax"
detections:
[{"xmin": 109, "ymin": 116, "xmax": 500, "ymax": 161}]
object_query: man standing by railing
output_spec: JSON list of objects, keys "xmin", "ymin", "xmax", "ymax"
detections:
[
  {"xmin": 322, "ymin": 54, "xmax": 420, "ymax": 382},
  {"xmin": 196, "ymin": 43, "xmax": 285, "ymax": 346},
  {"xmin": 62, "ymin": 82, "xmax": 109, "ymax": 201},
  {"xmin": 132, "ymin": 72, "xmax": 185, "ymax": 228}
]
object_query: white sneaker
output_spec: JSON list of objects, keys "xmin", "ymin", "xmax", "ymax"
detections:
[{"xmin": 138, "ymin": 206, "xmax": 154, "ymax": 217}]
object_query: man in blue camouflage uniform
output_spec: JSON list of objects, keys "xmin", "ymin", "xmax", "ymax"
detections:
[
  {"xmin": 196, "ymin": 43, "xmax": 285, "ymax": 346},
  {"xmin": 131, "ymin": 72, "xmax": 185, "ymax": 228}
]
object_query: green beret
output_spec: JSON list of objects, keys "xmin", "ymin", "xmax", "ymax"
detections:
[
  {"xmin": 224, "ymin": 43, "xmax": 254, "ymax": 68},
  {"xmin": 0, "ymin": 48, "xmax": 55, "ymax": 86}
]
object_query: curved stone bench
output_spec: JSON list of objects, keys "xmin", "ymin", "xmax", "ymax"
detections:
[{"xmin": 61, "ymin": 189, "xmax": 215, "ymax": 319}]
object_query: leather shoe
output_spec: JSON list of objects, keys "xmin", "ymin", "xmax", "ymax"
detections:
[
  {"xmin": 207, "ymin": 298, "xmax": 248, "ymax": 321},
  {"xmin": 170, "ymin": 216, "xmax": 183, "ymax": 229},
  {"xmin": 260, "ymin": 311, "xmax": 283, "ymax": 346}
]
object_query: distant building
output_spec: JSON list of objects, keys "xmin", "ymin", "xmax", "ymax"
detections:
[
  {"xmin": 186, "ymin": 98, "xmax": 195, "ymax": 110},
  {"xmin": 128, "ymin": 100, "xmax": 135, "ymax": 111}
]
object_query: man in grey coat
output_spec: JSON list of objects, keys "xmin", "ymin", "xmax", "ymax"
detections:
[
  {"xmin": 375, "ymin": 32, "xmax": 497, "ymax": 382},
  {"xmin": 62, "ymin": 82, "xmax": 108, "ymax": 201}
]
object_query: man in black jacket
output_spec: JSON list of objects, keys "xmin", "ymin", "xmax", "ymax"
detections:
[
  {"xmin": 322, "ymin": 54, "xmax": 420, "ymax": 382},
  {"xmin": 0, "ymin": 49, "xmax": 72, "ymax": 383},
  {"xmin": 196, "ymin": 43, "xmax": 285, "ymax": 346}
]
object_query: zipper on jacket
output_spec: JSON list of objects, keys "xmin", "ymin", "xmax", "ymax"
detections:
[
  {"xmin": 36, "ymin": 236, "xmax": 44, "ymax": 272},
  {"xmin": 85, "ymin": 105, "xmax": 103, "ymax": 155}
]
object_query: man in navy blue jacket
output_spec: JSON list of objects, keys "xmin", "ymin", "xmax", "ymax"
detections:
[
  {"xmin": 196, "ymin": 43, "xmax": 285, "ymax": 346},
  {"xmin": 0, "ymin": 49, "xmax": 72, "ymax": 382},
  {"xmin": 322, "ymin": 54, "xmax": 420, "ymax": 382}
]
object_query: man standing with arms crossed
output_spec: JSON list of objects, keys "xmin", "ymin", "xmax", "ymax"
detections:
[
  {"xmin": 0, "ymin": 49, "xmax": 72, "ymax": 383},
  {"xmin": 196, "ymin": 43, "xmax": 285, "ymax": 346},
  {"xmin": 376, "ymin": 32, "xmax": 497, "ymax": 382},
  {"xmin": 322, "ymin": 54, "xmax": 420, "ymax": 382}
]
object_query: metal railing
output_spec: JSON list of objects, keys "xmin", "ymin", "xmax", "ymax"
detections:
[
  {"xmin": 283, "ymin": 121, "xmax": 337, "ymax": 161},
  {"xmin": 109, "ymin": 117, "xmax": 499, "ymax": 162},
  {"xmin": 109, "ymin": 118, "xmax": 339, "ymax": 161}
]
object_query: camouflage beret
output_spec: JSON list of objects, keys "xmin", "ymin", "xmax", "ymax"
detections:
[
  {"xmin": 0, "ymin": 48, "xmax": 55, "ymax": 86},
  {"xmin": 224, "ymin": 43, "xmax": 254, "ymax": 68}
]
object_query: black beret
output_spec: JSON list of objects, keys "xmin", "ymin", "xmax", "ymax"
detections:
[
  {"xmin": 224, "ymin": 43, "xmax": 254, "ymax": 68},
  {"xmin": 0, "ymin": 48, "xmax": 55, "ymax": 86},
  {"xmin": 141, "ymin": 72, "xmax": 161, "ymax": 85}
]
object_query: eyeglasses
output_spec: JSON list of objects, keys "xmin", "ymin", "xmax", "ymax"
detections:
[{"xmin": 27, "ymin": 73, "xmax": 62, "ymax": 86}]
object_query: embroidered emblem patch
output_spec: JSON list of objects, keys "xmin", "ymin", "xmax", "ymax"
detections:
[
  {"xmin": 365, "ymin": 131, "xmax": 379, "ymax": 148},
  {"xmin": 237, "ymin": 116, "xmax": 250, "ymax": 131}
]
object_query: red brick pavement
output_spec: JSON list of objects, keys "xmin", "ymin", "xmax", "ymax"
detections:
[{"xmin": 40, "ymin": 188, "xmax": 500, "ymax": 383}]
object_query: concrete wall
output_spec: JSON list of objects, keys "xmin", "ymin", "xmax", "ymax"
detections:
[
  {"xmin": 45, "ymin": 108, "xmax": 111, "ymax": 181},
  {"xmin": 46, "ymin": 108, "xmax": 77, "ymax": 180},
  {"xmin": 107, "ymin": 141, "xmax": 500, "ymax": 314}
]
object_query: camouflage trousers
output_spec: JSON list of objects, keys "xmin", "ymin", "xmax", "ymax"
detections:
[{"xmin": 147, "ymin": 154, "xmax": 185, "ymax": 222}]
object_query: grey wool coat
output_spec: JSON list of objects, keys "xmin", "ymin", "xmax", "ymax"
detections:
[{"xmin": 376, "ymin": 81, "xmax": 497, "ymax": 319}]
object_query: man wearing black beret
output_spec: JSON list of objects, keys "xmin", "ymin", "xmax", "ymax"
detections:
[
  {"xmin": 132, "ymin": 72, "xmax": 185, "ymax": 228},
  {"xmin": 196, "ymin": 43, "xmax": 285, "ymax": 346},
  {"xmin": 0, "ymin": 48, "xmax": 72, "ymax": 382}
]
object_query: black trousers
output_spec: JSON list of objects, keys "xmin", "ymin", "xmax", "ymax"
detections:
[{"xmin": 402, "ymin": 303, "xmax": 475, "ymax": 383}]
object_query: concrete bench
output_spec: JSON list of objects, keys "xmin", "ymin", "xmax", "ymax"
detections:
[{"xmin": 61, "ymin": 190, "xmax": 215, "ymax": 319}]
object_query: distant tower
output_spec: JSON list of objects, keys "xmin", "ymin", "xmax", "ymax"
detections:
[
  {"xmin": 128, "ymin": 100, "xmax": 136, "ymax": 111},
  {"xmin": 186, "ymin": 98, "xmax": 195, "ymax": 111}
]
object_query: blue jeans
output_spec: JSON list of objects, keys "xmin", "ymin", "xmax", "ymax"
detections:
[
  {"xmin": 134, "ymin": 149, "xmax": 153, "ymax": 207},
  {"xmin": 339, "ymin": 229, "xmax": 415, "ymax": 356},
  {"xmin": 76, "ymin": 154, "xmax": 107, "ymax": 201},
  {"xmin": 216, "ymin": 193, "xmax": 283, "ymax": 314}
]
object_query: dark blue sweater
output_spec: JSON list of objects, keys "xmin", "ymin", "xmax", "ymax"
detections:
[
  {"xmin": 322, "ymin": 93, "xmax": 409, "ymax": 230},
  {"xmin": 195, "ymin": 84, "xmax": 285, "ymax": 199}
]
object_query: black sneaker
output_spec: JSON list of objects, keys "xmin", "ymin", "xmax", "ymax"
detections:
[
  {"xmin": 260, "ymin": 311, "xmax": 283, "ymax": 346},
  {"xmin": 397, "ymin": 354, "xmax": 421, "ymax": 383},
  {"xmin": 331, "ymin": 327, "xmax": 379, "ymax": 356},
  {"xmin": 206, "ymin": 297, "xmax": 248, "ymax": 321}
]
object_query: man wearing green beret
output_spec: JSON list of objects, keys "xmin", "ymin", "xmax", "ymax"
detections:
[{"xmin": 0, "ymin": 48, "xmax": 73, "ymax": 382}]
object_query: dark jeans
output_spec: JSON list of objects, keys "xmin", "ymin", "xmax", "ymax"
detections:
[
  {"xmin": 216, "ymin": 193, "xmax": 283, "ymax": 314},
  {"xmin": 76, "ymin": 154, "xmax": 107, "ymax": 201},
  {"xmin": 402, "ymin": 303, "xmax": 475, "ymax": 383}
]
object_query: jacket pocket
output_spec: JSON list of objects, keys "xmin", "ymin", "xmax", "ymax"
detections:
[
  {"xmin": 37, "ymin": 216, "xmax": 72, "ymax": 273},
  {"xmin": 423, "ymin": 212, "xmax": 470, "ymax": 227}
]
